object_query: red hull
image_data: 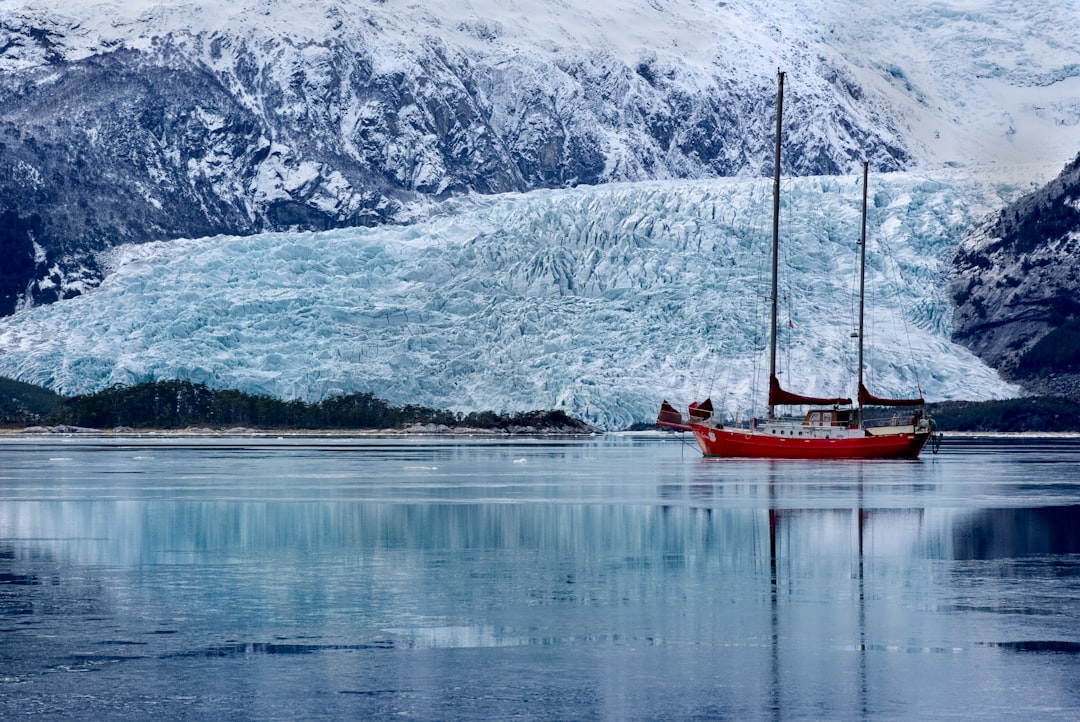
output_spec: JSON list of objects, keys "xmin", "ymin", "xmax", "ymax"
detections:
[{"xmin": 690, "ymin": 424, "xmax": 929, "ymax": 460}]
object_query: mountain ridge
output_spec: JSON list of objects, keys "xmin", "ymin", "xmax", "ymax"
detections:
[
  {"xmin": 1, "ymin": 0, "xmax": 1078, "ymax": 424},
  {"xmin": 2, "ymin": 0, "xmax": 1078, "ymax": 313}
]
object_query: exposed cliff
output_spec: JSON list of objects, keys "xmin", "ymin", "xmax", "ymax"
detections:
[{"xmin": 950, "ymin": 154, "xmax": 1080, "ymax": 395}]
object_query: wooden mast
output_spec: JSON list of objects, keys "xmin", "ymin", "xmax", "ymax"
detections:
[
  {"xmin": 768, "ymin": 70, "xmax": 784, "ymax": 420},
  {"xmin": 857, "ymin": 160, "xmax": 868, "ymax": 422}
]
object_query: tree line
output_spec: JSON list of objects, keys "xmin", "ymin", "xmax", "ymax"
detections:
[
  {"xmin": 7, "ymin": 375, "xmax": 1080, "ymax": 432},
  {"xmin": 1, "ymin": 378, "xmax": 591, "ymax": 432},
  {"xmin": 925, "ymin": 397, "xmax": 1080, "ymax": 433}
]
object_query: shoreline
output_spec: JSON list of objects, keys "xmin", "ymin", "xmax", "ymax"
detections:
[
  {"xmin": 4, "ymin": 427, "xmax": 1080, "ymax": 440},
  {"xmin": 0, "ymin": 424, "xmax": 601, "ymax": 438}
]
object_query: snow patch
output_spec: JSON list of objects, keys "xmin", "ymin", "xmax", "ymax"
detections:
[{"xmin": 1, "ymin": 0, "xmax": 1078, "ymax": 169}]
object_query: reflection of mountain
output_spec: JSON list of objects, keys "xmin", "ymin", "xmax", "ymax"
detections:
[
  {"xmin": 949, "ymin": 507, "xmax": 1080, "ymax": 559},
  {"xmin": 7, "ymin": 467, "xmax": 1076, "ymax": 568}
]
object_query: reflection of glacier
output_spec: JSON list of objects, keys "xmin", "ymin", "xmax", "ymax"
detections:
[
  {"xmin": 3, "ymin": 436, "xmax": 1078, "ymax": 721},
  {"xmin": 8, "ymin": 494, "xmax": 1077, "ymax": 576},
  {"xmin": 0, "ymin": 174, "xmax": 1022, "ymax": 429},
  {"xmin": 4, "ymin": 433, "xmax": 1080, "ymax": 722}
]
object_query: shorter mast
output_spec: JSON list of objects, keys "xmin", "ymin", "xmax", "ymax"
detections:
[
  {"xmin": 855, "ymin": 162, "xmax": 925, "ymax": 408},
  {"xmin": 857, "ymin": 161, "xmax": 868, "ymax": 420}
]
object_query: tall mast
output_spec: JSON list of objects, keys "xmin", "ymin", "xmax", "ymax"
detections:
[
  {"xmin": 857, "ymin": 161, "xmax": 868, "ymax": 413},
  {"xmin": 768, "ymin": 70, "xmax": 784, "ymax": 419}
]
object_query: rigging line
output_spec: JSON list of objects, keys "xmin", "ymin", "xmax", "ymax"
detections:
[
  {"xmin": 777, "ymin": 178, "xmax": 797, "ymax": 406},
  {"xmin": 714, "ymin": 176, "xmax": 763, "ymax": 418},
  {"xmin": 686, "ymin": 192, "xmax": 711, "ymax": 406},
  {"xmin": 677, "ymin": 430, "xmax": 700, "ymax": 453},
  {"xmin": 748, "ymin": 175, "xmax": 774, "ymax": 416},
  {"xmin": 701, "ymin": 188, "xmax": 729, "ymax": 405},
  {"xmin": 847, "ymin": 235, "xmax": 862, "ymax": 395},
  {"xmin": 848, "ymin": 174, "xmax": 866, "ymax": 394},
  {"xmin": 825, "ymin": 177, "xmax": 856, "ymax": 393},
  {"xmin": 872, "ymin": 230, "xmax": 924, "ymax": 391},
  {"xmin": 718, "ymin": 355, "xmax": 735, "ymax": 420},
  {"xmin": 702, "ymin": 341, "xmax": 722, "ymax": 407},
  {"xmin": 848, "ymin": 176, "xmax": 862, "ymax": 333},
  {"xmin": 772, "ymin": 175, "xmax": 796, "ymax": 387},
  {"xmin": 716, "ymin": 206, "xmax": 750, "ymax": 421}
]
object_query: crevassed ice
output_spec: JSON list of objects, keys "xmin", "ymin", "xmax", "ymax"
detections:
[{"xmin": 0, "ymin": 174, "xmax": 1023, "ymax": 430}]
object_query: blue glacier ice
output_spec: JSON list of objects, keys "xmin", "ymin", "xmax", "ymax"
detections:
[{"xmin": 0, "ymin": 173, "xmax": 1023, "ymax": 429}]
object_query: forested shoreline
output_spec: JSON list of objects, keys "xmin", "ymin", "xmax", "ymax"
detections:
[
  {"xmin": 0, "ymin": 378, "xmax": 593, "ymax": 434},
  {"xmin": 4, "ymin": 376, "xmax": 1080, "ymax": 433}
]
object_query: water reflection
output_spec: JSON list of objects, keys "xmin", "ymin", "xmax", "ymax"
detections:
[
  {"xmin": 1, "ymin": 436, "xmax": 1079, "ymax": 719},
  {"xmin": 949, "ymin": 507, "xmax": 1080, "ymax": 558}
]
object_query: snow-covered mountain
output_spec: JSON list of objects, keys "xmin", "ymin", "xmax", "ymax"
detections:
[
  {"xmin": 1, "ymin": 0, "xmax": 1078, "ymax": 313},
  {"xmin": 0, "ymin": 173, "xmax": 1023, "ymax": 429}
]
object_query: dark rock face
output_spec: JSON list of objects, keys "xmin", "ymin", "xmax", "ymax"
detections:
[
  {"xmin": 0, "ymin": 18, "xmax": 912, "ymax": 314},
  {"xmin": 950, "ymin": 154, "xmax": 1080, "ymax": 395},
  {"xmin": 1, "ymin": 50, "xmax": 267, "ymax": 304},
  {"xmin": 0, "ymin": 211, "xmax": 41, "ymax": 316}
]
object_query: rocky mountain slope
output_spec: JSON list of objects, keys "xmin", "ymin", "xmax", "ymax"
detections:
[
  {"xmin": 1, "ymin": 0, "xmax": 1078, "ymax": 316},
  {"xmin": 950, "ymin": 153, "xmax": 1080, "ymax": 395}
]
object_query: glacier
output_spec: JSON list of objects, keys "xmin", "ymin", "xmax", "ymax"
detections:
[{"xmin": 0, "ymin": 173, "xmax": 1023, "ymax": 430}]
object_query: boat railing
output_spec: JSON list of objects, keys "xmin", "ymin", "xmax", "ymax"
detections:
[{"xmin": 862, "ymin": 412, "xmax": 921, "ymax": 429}]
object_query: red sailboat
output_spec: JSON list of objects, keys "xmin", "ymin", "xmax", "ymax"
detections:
[{"xmin": 657, "ymin": 71, "xmax": 935, "ymax": 459}]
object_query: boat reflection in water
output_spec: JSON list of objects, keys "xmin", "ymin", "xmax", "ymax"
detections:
[{"xmin": 0, "ymin": 437, "xmax": 1078, "ymax": 719}]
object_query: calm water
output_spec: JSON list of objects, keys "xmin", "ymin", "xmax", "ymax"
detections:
[{"xmin": 1, "ymin": 433, "xmax": 1078, "ymax": 720}]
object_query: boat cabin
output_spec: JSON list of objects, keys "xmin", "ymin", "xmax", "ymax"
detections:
[{"xmin": 802, "ymin": 408, "xmax": 854, "ymax": 428}]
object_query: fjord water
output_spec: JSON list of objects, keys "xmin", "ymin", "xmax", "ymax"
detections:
[{"xmin": 1, "ymin": 435, "xmax": 1078, "ymax": 720}]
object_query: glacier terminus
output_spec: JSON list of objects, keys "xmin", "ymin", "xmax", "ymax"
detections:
[{"xmin": 0, "ymin": 174, "xmax": 1022, "ymax": 430}]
